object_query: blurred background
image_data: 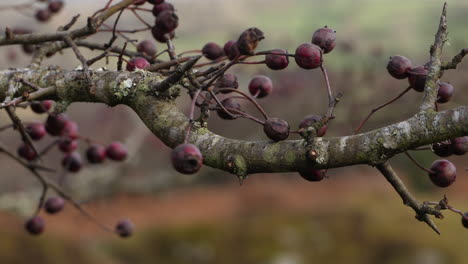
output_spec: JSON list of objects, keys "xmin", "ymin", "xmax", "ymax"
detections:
[{"xmin": 0, "ymin": 0, "xmax": 467, "ymax": 263}]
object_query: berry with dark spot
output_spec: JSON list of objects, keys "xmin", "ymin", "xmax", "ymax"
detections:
[
  {"xmin": 311, "ymin": 26, "xmax": 336, "ymax": 54},
  {"xmin": 387, "ymin": 55, "xmax": 412, "ymax": 79},
  {"xmin": 265, "ymin": 49, "xmax": 289, "ymax": 70},
  {"xmin": 155, "ymin": 10, "xmax": 179, "ymax": 34},
  {"xmin": 299, "ymin": 169, "xmax": 325, "ymax": 182},
  {"xmin": 263, "ymin": 118, "xmax": 290, "ymax": 141},
  {"xmin": 299, "ymin": 115, "xmax": 327, "ymax": 137},
  {"xmin": 408, "ymin": 66, "xmax": 428, "ymax": 92},
  {"xmin": 106, "ymin": 142, "xmax": 128, "ymax": 161},
  {"xmin": 437, "ymin": 82, "xmax": 454, "ymax": 103},
  {"xmin": 17, "ymin": 143, "xmax": 37, "ymax": 161},
  {"xmin": 217, "ymin": 98, "xmax": 241, "ymax": 120},
  {"xmin": 30, "ymin": 100, "xmax": 53, "ymax": 113},
  {"xmin": 451, "ymin": 136, "xmax": 468, "ymax": 155},
  {"xmin": 202, "ymin": 42, "xmax": 224, "ymax": 60},
  {"xmin": 248, "ymin": 75, "xmax": 273, "ymax": 98},
  {"xmin": 294, "ymin": 43, "xmax": 322, "ymax": 69},
  {"xmin": 48, "ymin": 1, "xmax": 64, "ymax": 13},
  {"xmin": 428, "ymin": 159, "xmax": 456, "ymax": 187},
  {"xmin": 58, "ymin": 139, "xmax": 78, "ymax": 153},
  {"xmin": 62, "ymin": 152, "xmax": 82, "ymax": 172},
  {"xmin": 237, "ymin": 27, "xmax": 264, "ymax": 55},
  {"xmin": 26, "ymin": 122, "xmax": 46, "ymax": 141},
  {"xmin": 45, "ymin": 113, "xmax": 68, "ymax": 136},
  {"xmin": 216, "ymin": 73, "xmax": 238, "ymax": 93},
  {"xmin": 151, "ymin": 2, "xmax": 174, "ymax": 17},
  {"xmin": 35, "ymin": 9, "xmax": 51, "ymax": 23},
  {"xmin": 137, "ymin": 40, "xmax": 157, "ymax": 57},
  {"xmin": 171, "ymin": 143, "xmax": 203, "ymax": 174},
  {"xmin": 432, "ymin": 141, "xmax": 453, "ymax": 157},
  {"xmin": 25, "ymin": 216, "xmax": 45, "ymax": 235},
  {"xmin": 86, "ymin": 144, "xmax": 107, "ymax": 164},
  {"xmin": 126, "ymin": 57, "xmax": 150, "ymax": 71},
  {"xmin": 115, "ymin": 219, "xmax": 134, "ymax": 238},
  {"xmin": 44, "ymin": 196, "xmax": 65, "ymax": 214}
]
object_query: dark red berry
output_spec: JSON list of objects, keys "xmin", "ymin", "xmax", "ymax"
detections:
[
  {"xmin": 437, "ymin": 82, "xmax": 454, "ymax": 103},
  {"xmin": 202, "ymin": 42, "xmax": 224, "ymax": 60},
  {"xmin": 45, "ymin": 113, "xmax": 68, "ymax": 136},
  {"xmin": 294, "ymin": 43, "xmax": 322, "ymax": 69},
  {"xmin": 263, "ymin": 118, "xmax": 290, "ymax": 141},
  {"xmin": 62, "ymin": 152, "xmax": 82, "ymax": 172},
  {"xmin": 299, "ymin": 169, "xmax": 325, "ymax": 182},
  {"xmin": 86, "ymin": 144, "xmax": 107, "ymax": 164},
  {"xmin": 223, "ymin": 40, "xmax": 236, "ymax": 57},
  {"xmin": 115, "ymin": 219, "xmax": 134, "ymax": 238},
  {"xmin": 17, "ymin": 143, "xmax": 37, "ymax": 161},
  {"xmin": 299, "ymin": 115, "xmax": 327, "ymax": 137},
  {"xmin": 228, "ymin": 42, "xmax": 240, "ymax": 60},
  {"xmin": 451, "ymin": 137, "xmax": 468, "ymax": 155},
  {"xmin": 432, "ymin": 141, "xmax": 453, "ymax": 157},
  {"xmin": 171, "ymin": 144, "xmax": 203, "ymax": 174},
  {"xmin": 137, "ymin": 40, "xmax": 157, "ymax": 57},
  {"xmin": 44, "ymin": 196, "xmax": 65, "ymax": 214},
  {"xmin": 155, "ymin": 10, "xmax": 179, "ymax": 34},
  {"xmin": 248, "ymin": 75, "xmax": 273, "ymax": 98},
  {"xmin": 236, "ymin": 27, "xmax": 264, "ymax": 55},
  {"xmin": 106, "ymin": 142, "xmax": 128, "ymax": 161},
  {"xmin": 387, "ymin": 55, "xmax": 412, "ymax": 79},
  {"xmin": 35, "ymin": 9, "xmax": 51, "ymax": 22},
  {"xmin": 58, "ymin": 139, "xmax": 78, "ymax": 153},
  {"xmin": 25, "ymin": 216, "xmax": 45, "ymax": 235},
  {"xmin": 22, "ymin": 44, "xmax": 36, "ymax": 54},
  {"xmin": 216, "ymin": 73, "xmax": 239, "ymax": 93},
  {"xmin": 48, "ymin": 1, "xmax": 64, "ymax": 13},
  {"xmin": 462, "ymin": 213, "xmax": 468, "ymax": 229},
  {"xmin": 265, "ymin": 49, "xmax": 289, "ymax": 70},
  {"xmin": 30, "ymin": 100, "xmax": 53, "ymax": 113},
  {"xmin": 311, "ymin": 26, "xmax": 336, "ymax": 54},
  {"xmin": 26, "ymin": 122, "xmax": 46, "ymax": 141},
  {"xmin": 428, "ymin": 159, "xmax": 456, "ymax": 187},
  {"xmin": 217, "ymin": 98, "xmax": 241, "ymax": 120},
  {"xmin": 126, "ymin": 57, "xmax": 150, "ymax": 71},
  {"xmin": 151, "ymin": 2, "xmax": 174, "ymax": 17},
  {"xmin": 151, "ymin": 26, "xmax": 175, "ymax": 43},
  {"xmin": 407, "ymin": 66, "xmax": 428, "ymax": 92},
  {"xmin": 61, "ymin": 120, "xmax": 79, "ymax": 139}
]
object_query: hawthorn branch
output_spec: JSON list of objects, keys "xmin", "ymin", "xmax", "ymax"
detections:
[{"xmin": 442, "ymin": 48, "xmax": 468, "ymax": 70}]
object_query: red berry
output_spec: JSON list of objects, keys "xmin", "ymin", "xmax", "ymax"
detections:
[
  {"xmin": 25, "ymin": 216, "xmax": 45, "ymax": 235},
  {"xmin": 432, "ymin": 141, "xmax": 453, "ymax": 157},
  {"xmin": 151, "ymin": 26, "xmax": 175, "ymax": 43},
  {"xmin": 216, "ymin": 73, "xmax": 239, "ymax": 93},
  {"xmin": 407, "ymin": 66, "xmax": 428, "ymax": 92},
  {"xmin": 126, "ymin": 57, "xmax": 150, "ymax": 71},
  {"xmin": 237, "ymin": 27, "xmax": 264, "ymax": 56},
  {"xmin": 45, "ymin": 113, "xmax": 68, "ymax": 136},
  {"xmin": 44, "ymin": 196, "xmax": 65, "ymax": 214},
  {"xmin": 106, "ymin": 142, "xmax": 128, "ymax": 161},
  {"xmin": 223, "ymin": 40, "xmax": 236, "ymax": 58},
  {"xmin": 61, "ymin": 120, "xmax": 79, "ymax": 139},
  {"xmin": 86, "ymin": 144, "xmax": 107, "ymax": 164},
  {"xmin": 155, "ymin": 10, "xmax": 179, "ymax": 34},
  {"xmin": 202, "ymin": 42, "xmax": 224, "ymax": 60},
  {"xmin": 263, "ymin": 118, "xmax": 290, "ymax": 141},
  {"xmin": 26, "ymin": 122, "xmax": 46, "ymax": 141},
  {"xmin": 30, "ymin": 100, "xmax": 53, "ymax": 113},
  {"xmin": 428, "ymin": 159, "xmax": 456, "ymax": 187},
  {"xmin": 148, "ymin": 0, "xmax": 164, "ymax": 4},
  {"xmin": 62, "ymin": 152, "xmax": 82, "ymax": 172},
  {"xmin": 151, "ymin": 2, "xmax": 174, "ymax": 17},
  {"xmin": 451, "ymin": 137, "xmax": 468, "ymax": 155},
  {"xmin": 299, "ymin": 169, "xmax": 325, "ymax": 182},
  {"xmin": 299, "ymin": 115, "xmax": 327, "ymax": 137},
  {"xmin": 387, "ymin": 55, "xmax": 412, "ymax": 79},
  {"xmin": 311, "ymin": 26, "xmax": 336, "ymax": 54},
  {"xmin": 227, "ymin": 42, "xmax": 240, "ymax": 61},
  {"xmin": 248, "ymin": 75, "xmax": 273, "ymax": 98},
  {"xmin": 265, "ymin": 49, "xmax": 289, "ymax": 70},
  {"xmin": 437, "ymin": 82, "xmax": 454, "ymax": 103},
  {"xmin": 58, "ymin": 139, "xmax": 78, "ymax": 153},
  {"xmin": 48, "ymin": 1, "xmax": 64, "ymax": 13},
  {"xmin": 217, "ymin": 98, "xmax": 241, "ymax": 120},
  {"xmin": 171, "ymin": 144, "xmax": 203, "ymax": 174},
  {"xmin": 462, "ymin": 213, "xmax": 468, "ymax": 229},
  {"xmin": 17, "ymin": 143, "xmax": 37, "ymax": 161},
  {"xmin": 137, "ymin": 40, "xmax": 157, "ymax": 57},
  {"xmin": 115, "ymin": 219, "xmax": 134, "ymax": 238},
  {"xmin": 294, "ymin": 43, "xmax": 322, "ymax": 69},
  {"xmin": 35, "ymin": 9, "xmax": 51, "ymax": 23}
]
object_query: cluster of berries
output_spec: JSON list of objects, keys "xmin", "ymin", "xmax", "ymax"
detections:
[{"xmin": 35, "ymin": 0, "xmax": 64, "ymax": 23}]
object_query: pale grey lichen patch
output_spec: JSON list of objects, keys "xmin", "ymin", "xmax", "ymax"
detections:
[
  {"xmin": 113, "ymin": 78, "xmax": 136, "ymax": 100},
  {"xmin": 312, "ymin": 137, "xmax": 329, "ymax": 165}
]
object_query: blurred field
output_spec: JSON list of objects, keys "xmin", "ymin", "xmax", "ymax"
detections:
[{"xmin": 0, "ymin": 0, "xmax": 467, "ymax": 263}]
